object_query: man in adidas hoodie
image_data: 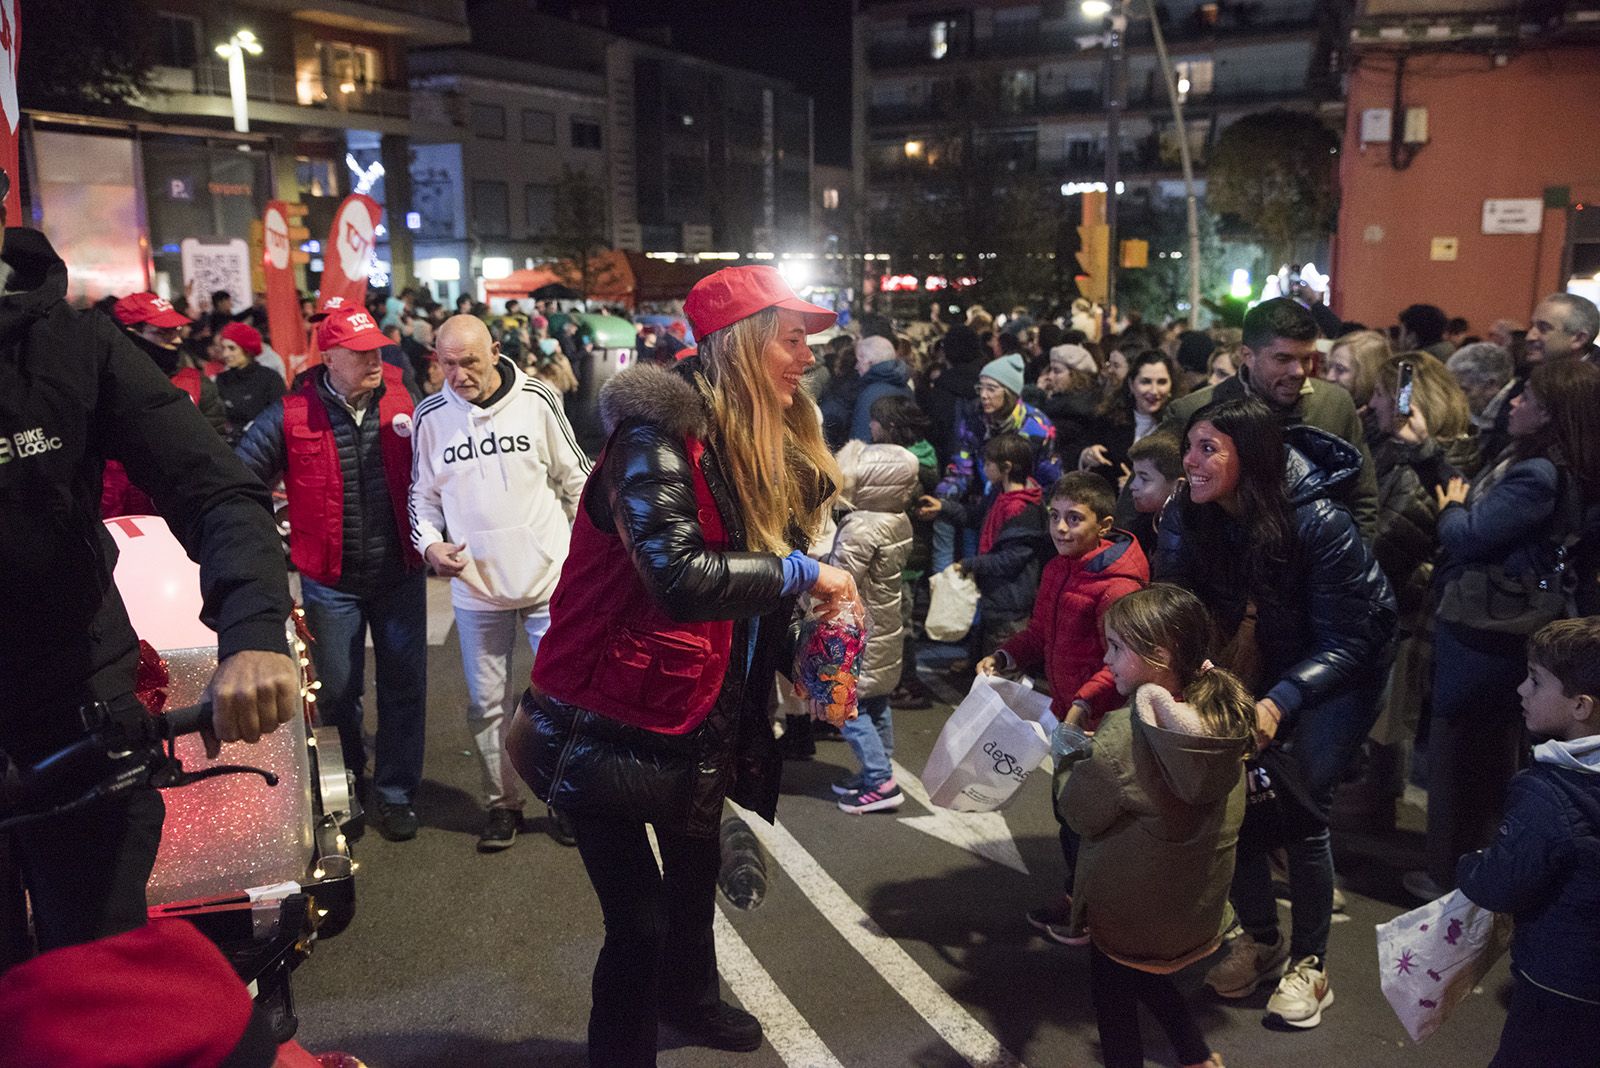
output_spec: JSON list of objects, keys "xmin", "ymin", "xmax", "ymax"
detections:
[{"xmin": 410, "ymin": 315, "xmax": 591, "ymax": 851}]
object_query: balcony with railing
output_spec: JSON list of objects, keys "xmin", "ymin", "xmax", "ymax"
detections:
[
  {"xmin": 868, "ymin": 0, "xmax": 1319, "ymax": 70},
  {"xmin": 150, "ymin": 60, "xmax": 415, "ymax": 126}
]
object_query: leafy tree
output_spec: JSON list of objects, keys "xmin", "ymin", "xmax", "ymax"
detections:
[
  {"xmin": 20, "ymin": 0, "xmax": 160, "ymax": 114},
  {"xmin": 1206, "ymin": 108, "xmax": 1339, "ymax": 268},
  {"xmin": 544, "ymin": 167, "xmax": 619, "ymax": 299}
]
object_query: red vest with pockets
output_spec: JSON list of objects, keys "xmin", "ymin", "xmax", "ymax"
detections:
[
  {"xmin": 280, "ymin": 363, "xmax": 418, "ymax": 586},
  {"xmin": 531, "ymin": 435, "xmax": 733, "ymax": 735}
]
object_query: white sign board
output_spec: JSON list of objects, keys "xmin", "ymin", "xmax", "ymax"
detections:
[
  {"xmin": 1482, "ymin": 199, "xmax": 1543, "ymax": 235},
  {"xmin": 180, "ymin": 238, "xmax": 252, "ymax": 312}
]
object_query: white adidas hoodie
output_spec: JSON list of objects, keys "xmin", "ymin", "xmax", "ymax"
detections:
[{"xmin": 409, "ymin": 357, "xmax": 591, "ymax": 611}]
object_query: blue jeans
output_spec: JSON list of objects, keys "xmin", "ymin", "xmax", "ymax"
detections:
[
  {"xmin": 930, "ymin": 517, "xmax": 980, "ymax": 574},
  {"xmin": 1232, "ymin": 678, "xmax": 1382, "ymax": 963},
  {"xmin": 301, "ymin": 571, "xmax": 428, "ymax": 806},
  {"xmin": 842, "ymin": 695, "xmax": 894, "ymax": 788}
]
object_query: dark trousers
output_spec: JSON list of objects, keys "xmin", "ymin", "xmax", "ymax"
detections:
[
  {"xmin": 1427, "ymin": 621, "xmax": 1526, "ymax": 888},
  {"xmin": 4, "ymin": 788, "xmax": 164, "ymax": 959},
  {"xmin": 570, "ymin": 812, "xmax": 722, "ymax": 1068},
  {"xmin": 1090, "ymin": 944, "xmax": 1211, "ymax": 1068},
  {"xmin": 1490, "ymin": 972, "xmax": 1600, "ymax": 1068}
]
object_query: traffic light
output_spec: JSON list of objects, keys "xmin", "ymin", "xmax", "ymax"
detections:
[{"xmin": 1075, "ymin": 190, "xmax": 1109, "ymax": 303}]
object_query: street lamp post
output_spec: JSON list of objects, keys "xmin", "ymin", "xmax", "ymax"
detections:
[
  {"xmin": 215, "ymin": 30, "xmax": 263, "ymax": 134},
  {"xmin": 1082, "ymin": 0, "xmax": 1203, "ymax": 325}
]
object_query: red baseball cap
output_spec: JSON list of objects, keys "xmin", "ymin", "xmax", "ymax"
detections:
[
  {"xmin": 684, "ymin": 265, "xmax": 835, "ymax": 339},
  {"xmin": 113, "ymin": 292, "xmax": 190, "ymax": 329},
  {"xmin": 316, "ymin": 306, "xmax": 389, "ymax": 352}
]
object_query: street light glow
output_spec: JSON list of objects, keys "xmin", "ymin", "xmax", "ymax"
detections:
[
  {"xmin": 1081, "ymin": 0, "xmax": 1113, "ymax": 17},
  {"xmin": 904, "ymin": 140, "xmax": 924, "ymax": 158},
  {"xmin": 216, "ymin": 30, "xmax": 263, "ymax": 133}
]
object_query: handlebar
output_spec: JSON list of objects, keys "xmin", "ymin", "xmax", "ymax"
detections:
[{"xmin": 158, "ymin": 701, "xmax": 214, "ymax": 740}]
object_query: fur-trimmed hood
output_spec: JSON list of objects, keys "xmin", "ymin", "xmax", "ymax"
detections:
[
  {"xmin": 1131, "ymin": 683, "xmax": 1250, "ymax": 806},
  {"xmin": 598, "ymin": 359, "xmax": 710, "ymax": 439}
]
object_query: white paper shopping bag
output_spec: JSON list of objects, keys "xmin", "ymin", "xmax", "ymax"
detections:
[
  {"xmin": 924, "ymin": 564, "xmax": 979, "ymax": 643},
  {"xmin": 922, "ymin": 674, "xmax": 1054, "ymax": 812},
  {"xmin": 1375, "ymin": 888, "xmax": 1512, "ymax": 1043}
]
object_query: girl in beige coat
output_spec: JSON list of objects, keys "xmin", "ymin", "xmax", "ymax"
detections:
[{"xmin": 827, "ymin": 440, "xmax": 920, "ymax": 813}]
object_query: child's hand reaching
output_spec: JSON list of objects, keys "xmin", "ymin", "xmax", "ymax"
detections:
[{"xmin": 975, "ymin": 655, "xmax": 999, "ymax": 676}]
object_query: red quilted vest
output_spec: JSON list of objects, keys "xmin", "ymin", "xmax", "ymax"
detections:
[
  {"xmin": 531, "ymin": 436, "xmax": 734, "ymax": 735},
  {"xmin": 280, "ymin": 363, "xmax": 419, "ymax": 586}
]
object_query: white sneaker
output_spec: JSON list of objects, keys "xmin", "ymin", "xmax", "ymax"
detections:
[
  {"xmin": 1265, "ymin": 956, "xmax": 1334, "ymax": 1029},
  {"xmin": 1203, "ymin": 931, "xmax": 1290, "ymax": 999}
]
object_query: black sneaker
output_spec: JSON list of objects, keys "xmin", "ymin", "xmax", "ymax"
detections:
[
  {"xmin": 373, "ymin": 801, "xmax": 419, "ymax": 842},
  {"xmin": 663, "ymin": 1000, "xmax": 763, "ymax": 1052},
  {"xmin": 547, "ymin": 805, "xmax": 578, "ymax": 847},
  {"xmin": 477, "ymin": 807, "xmax": 520, "ymax": 853}
]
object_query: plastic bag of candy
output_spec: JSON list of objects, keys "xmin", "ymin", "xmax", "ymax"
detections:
[{"xmin": 791, "ymin": 597, "xmax": 868, "ymax": 728}]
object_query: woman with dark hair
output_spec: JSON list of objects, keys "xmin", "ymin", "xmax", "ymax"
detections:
[
  {"xmin": 1406, "ymin": 358, "xmax": 1600, "ymax": 902},
  {"xmin": 1070, "ymin": 349, "xmax": 1183, "ymax": 484},
  {"xmin": 1155, "ymin": 395, "xmax": 1395, "ymax": 1030},
  {"xmin": 920, "ymin": 323, "xmax": 987, "ymax": 463}
]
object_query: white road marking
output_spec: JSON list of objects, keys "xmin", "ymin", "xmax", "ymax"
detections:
[
  {"xmin": 893, "ymin": 761, "xmax": 1031, "ymax": 874},
  {"xmin": 729, "ymin": 802, "xmax": 1028, "ymax": 1068},
  {"xmin": 713, "ymin": 909, "xmax": 847, "ymax": 1068},
  {"xmin": 644, "ymin": 828, "xmax": 845, "ymax": 1068}
]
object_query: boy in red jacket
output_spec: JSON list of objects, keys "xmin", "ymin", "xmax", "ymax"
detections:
[{"xmin": 976, "ymin": 470, "xmax": 1149, "ymax": 943}]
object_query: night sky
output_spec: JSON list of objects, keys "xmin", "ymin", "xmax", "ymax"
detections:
[{"xmin": 546, "ymin": 0, "xmax": 856, "ymax": 167}]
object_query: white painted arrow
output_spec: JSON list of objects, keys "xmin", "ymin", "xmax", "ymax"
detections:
[{"xmin": 892, "ymin": 760, "xmax": 1031, "ymax": 874}]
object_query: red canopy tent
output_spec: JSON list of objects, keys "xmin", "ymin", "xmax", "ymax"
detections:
[{"xmin": 482, "ymin": 251, "xmax": 717, "ymax": 308}]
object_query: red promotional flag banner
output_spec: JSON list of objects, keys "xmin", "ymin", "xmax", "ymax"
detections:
[
  {"xmin": 0, "ymin": 0, "xmax": 21, "ymax": 225},
  {"xmin": 317, "ymin": 193, "xmax": 381, "ymax": 316},
  {"xmin": 263, "ymin": 201, "xmax": 309, "ymax": 381}
]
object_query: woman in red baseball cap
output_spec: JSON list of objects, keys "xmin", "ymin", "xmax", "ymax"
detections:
[{"xmin": 511, "ymin": 265, "xmax": 857, "ymax": 1066}]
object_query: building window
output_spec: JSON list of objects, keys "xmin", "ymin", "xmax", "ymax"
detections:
[
  {"xmin": 472, "ymin": 180, "xmax": 509, "ymax": 238},
  {"xmin": 1174, "ymin": 59, "xmax": 1214, "ymax": 101},
  {"xmin": 471, "ymin": 103, "xmax": 507, "ymax": 140},
  {"xmin": 929, "ymin": 18, "xmax": 955, "ymax": 60},
  {"xmin": 155, "ymin": 12, "xmax": 199, "ymax": 68},
  {"xmin": 822, "ymin": 187, "xmax": 840, "ymax": 211},
  {"xmin": 522, "ymin": 109, "xmax": 556, "ymax": 144},
  {"xmin": 1000, "ymin": 70, "xmax": 1037, "ymax": 114},
  {"xmin": 525, "ymin": 183, "xmax": 555, "ymax": 235},
  {"xmin": 570, "ymin": 118, "xmax": 603, "ymax": 150},
  {"xmin": 315, "ymin": 41, "xmax": 379, "ymax": 94}
]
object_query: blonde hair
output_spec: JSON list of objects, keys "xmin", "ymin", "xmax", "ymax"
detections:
[
  {"xmin": 696, "ymin": 309, "xmax": 840, "ymax": 554},
  {"xmin": 1374, "ymin": 352, "xmax": 1472, "ymax": 440},
  {"xmin": 1328, "ymin": 329, "xmax": 1393, "ymax": 407},
  {"xmin": 1103, "ymin": 584, "xmax": 1255, "ymax": 747}
]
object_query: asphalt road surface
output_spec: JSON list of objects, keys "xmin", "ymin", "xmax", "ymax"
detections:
[{"xmin": 293, "ymin": 578, "xmax": 1511, "ymax": 1067}]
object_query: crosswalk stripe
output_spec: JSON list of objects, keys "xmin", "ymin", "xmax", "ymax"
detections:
[
  {"xmin": 729, "ymin": 803, "xmax": 1028, "ymax": 1068},
  {"xmin": 713, "ymin": 909, "xmax": 848, "ymax": 1068},
  {"xmin": 645, "ymin": 828, "xmax": 845, "ymax": 1068}
]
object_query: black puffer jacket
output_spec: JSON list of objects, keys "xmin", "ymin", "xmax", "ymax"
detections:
[
  {"xmin": 1155, "ymin": 425, "xmax": 1397, "ymax": 720},
  {"xmin": 520, "ymin": 359, "xmax": 812, "ymax": 837},
  {"xmin": 0, "ymin": 229, "xmax": 289, "ymax": 762},
  {"xmin": 1370, "ymin": 434, "xmax": 1480, "ymax": 614},
  {"xmin": 235, "ymin": 369, "xmax": 412, "ymax": 595}
]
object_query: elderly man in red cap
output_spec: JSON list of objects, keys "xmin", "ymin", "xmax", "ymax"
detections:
[{"xmin": 236, "ymin": 306, "xmax": 428, "ymax": 842}]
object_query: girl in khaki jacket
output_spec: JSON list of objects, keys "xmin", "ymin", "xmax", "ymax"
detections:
[{"xmin": 1057, "ymin": 584, "xmax": 1255, "ymax": 1068}]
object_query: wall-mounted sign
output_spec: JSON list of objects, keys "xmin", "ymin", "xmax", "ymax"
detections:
[
  {"xmin": 1430, "ymin": 237, "xmax": 1459, "ymax": 262},
  {"xmin": 1482, "ymin": 199, "xmax": 1542, "ymax": 235}
]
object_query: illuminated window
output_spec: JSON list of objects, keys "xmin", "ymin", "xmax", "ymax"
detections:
[
  {"xmin": 1174, "ymin": 59, "xmax": 1213, "ymax": 101},
  {"xmin": 929, "ymin": 19, "xmax": 955, "ymax": 59},
  {"xmin": 822, "ymin": 187, "xmax": 840, "ymax": 210}
]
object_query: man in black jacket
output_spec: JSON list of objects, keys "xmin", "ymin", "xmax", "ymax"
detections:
[{"xmin": 0, "ymin": 190, "xmax": 299, "ymax": 955}]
